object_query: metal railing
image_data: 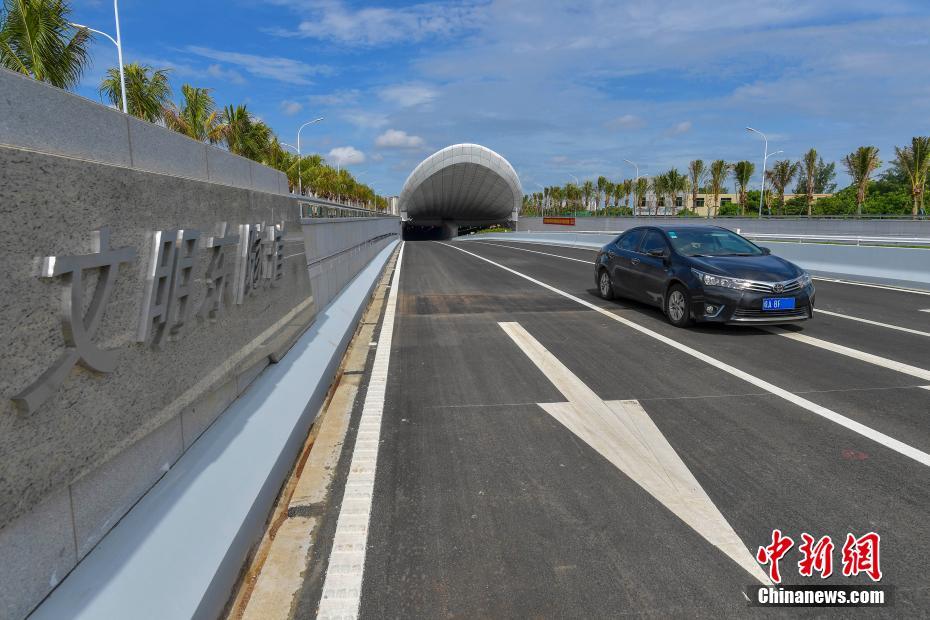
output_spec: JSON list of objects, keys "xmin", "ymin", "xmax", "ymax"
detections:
[{"xmin": 298, "ymin": 199, "xmax": 391, "ymax": 219}]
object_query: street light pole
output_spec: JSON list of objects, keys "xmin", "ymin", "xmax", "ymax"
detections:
[
  {"xmin": 747, "ymin": 127, "xmax": 775, "ymax": 218},
  {"xmin": 71, "ymin": 0, "xmax": 126, "ymax": 114},
  {"xmin": 295, "ymin": 117, "xmax": 324, "ymax": 196}
]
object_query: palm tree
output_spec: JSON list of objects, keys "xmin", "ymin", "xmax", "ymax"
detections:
[
  {"xmin": 163, "ymin": 84, "xmax": 223, "ymax": 143},
  {"xmin": 731, "ymin": 161, "xmax": 755, "ymax": 216},
  {"xmin": 893, "ymin": 137, "xmax": 930, "ymax": 219},
  {"xmin": 99, "ymin": 62, "xmax": 171, "ymax": 122},
  {"xmin": 582, "ymin": 180, "xmax": 594, "ymax": 212},
  {"xmin": 220, "ymin": 104, "xmax": 272, "ymax": 160},
  {"xmin": 765, "ymin": 160, "xmax": 801, "ymax": 215},
  {"xmin": 622, "ymin": 179, "xmax": 633, "ymax": 210},
  {"xmin": 707, "ymin": 160, "xmax": 729, "ymax": 218},
  {"xmin": 0, "ymin": 0, "xmax": 92, "ymax": 89},
  {"xmin": 798, "ymin": 148, "xmax": 819, "ymax": 216},
  {"xmin": 650, "ymin": 174, "xmax": 667, "ymax": 216},
  {"xmin": 687, "ymin": 160, "xmax": 706, "ymax": 213},
  {"xmin": 603, "ymin": 180, "xmax": 615, "ymax": 213},
  {"xmin": 634, "ymin": 177, "xmax": 648, "ymax": 215},
  {"xmin": 665, "ymin": 168, "xmax": 689, "ymax": 214},
  {"xmin": 596, "ymin": 175, "xmax": 608, "ymax": 216},
  {"xmin": 842, "ymin": 146, "xmax": 881, "ymax": 217}
]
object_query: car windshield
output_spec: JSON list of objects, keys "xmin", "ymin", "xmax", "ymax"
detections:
[{"xmin": 666, "ymin": 229, "xmax": 763, "ymax": 257}]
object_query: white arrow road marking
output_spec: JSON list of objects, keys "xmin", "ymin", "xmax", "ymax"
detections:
[
  {"xmin": 815, "ymin": 309, "xmax": 930, "ymax": 338},
  {"xmin": 499, "ymin": 321, "xmax": 770, "ymax": 585},
  {"xmin": 767, "ymin": 329, "xmax": 930, "ymax": 382}
]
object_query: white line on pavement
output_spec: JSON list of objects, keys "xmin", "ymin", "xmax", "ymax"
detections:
[
  {"xmin": 815, "ymin": 309, "xmax": 930, "ymax": 338},
  {"xmin": 316, "ymin": 243, "xmax": 404, "ymax": 620},
  {"xmin": 439, "ymin": 242, "xmax": 930, "ymax": 468},
  {"xmin": 499, "ymin": 321, "xmax": 770, "ymax": 584},
  {"xmin": 467, "ymin": 240, "xmax": 593, "ymax": 263},
  {"xmin": 921, "ymin": 309, "xmax": 930, "ymax": 313},
  {"xmin": 768, "ymin": 329, "xmax": 930, "ymax": 382},
  {"xmin": 811, "ymin": 277, "xmax": 930, "ymax": 296}
]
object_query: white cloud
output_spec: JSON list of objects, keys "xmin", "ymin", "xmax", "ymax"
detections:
[
  {"xmin": 280, "ymin": 100, "xmax": 303, "ymax": 116},
  {"xmin": 271, "ymin": 0, "xmax": 484, "ymax": 46},
  {"xmin": 186, "ymin": 46, "xmax": 331, "ymax": 85},
  {"xmin": 328, "ymin": 146, "xmax": 366, "ymax": 166},
  {"xmin": 667, "ymin": 121, "xmax": 693, "ymax": 136},
  {"xmin": 310, "ymin": 89, "xmax": 361, "ymax": 106},
  {"xmin": 606, "ymin": 114, "xmax": 645, "ymax": 130},
  {"xmin": 375, "ymin": 129, "xmax": 425, "ymax": 149},
  {"xmin": 378, "ymin": 83, "xmax": 437, "ymax": 107},
  {"xmin": 206, "ymin": 64, "xmax": 246, "ymax": 85},
  {"xmin": 342, "ymin": 110, "xmax": 389, "ymax": 129}
]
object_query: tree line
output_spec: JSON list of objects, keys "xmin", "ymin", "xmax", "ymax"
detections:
[
  {"xmin": 0, "ymin": 0, "xmax": 388, "ymax": 210},
  {"xmin": 526, "ymin": 141, "xmax": 929, "ymax": 220}
]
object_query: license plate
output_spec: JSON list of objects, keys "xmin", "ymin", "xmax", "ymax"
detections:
[{"xmin": 762, "ymin": 297, "xmax": 796, "ymax": 311}]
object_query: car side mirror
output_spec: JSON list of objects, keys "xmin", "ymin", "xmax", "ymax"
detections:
[{"xmin": 760, "ymin": 247, "xmax": 771, "ymax": 255}]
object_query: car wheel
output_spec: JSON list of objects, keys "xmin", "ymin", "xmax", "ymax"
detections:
[
  {"xmin": 598, "ymin": 269, "xmax": 615, "ymax": 300},
  {"xmin": 665, "ymin": 284, "xmax": 693, "ymax": 327}
]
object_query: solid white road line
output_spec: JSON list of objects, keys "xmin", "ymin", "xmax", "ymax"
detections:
[
  {"xmin": 467, "ymin": 240, "xmax": 593, "ymax": 263},
  {"xmin": 316, "ymin": 243, "xmax": 404, "ymax": 620},
  {"xmin": 499, "ymin": 321, "xmax": 770, "ymax": 584},
  {"xmin": 921, "ymin": 309, "xmax": 930, "ymax": 313},
  {"xmin": 768, "ymin": 329, "xmax": 930, "ymax": 382},
  {"xmin": 439, "ymin": 242, "xmax": 930, "ymax": 468},
  {"xmin": 922, "ymin": 386, "xmax": 930, "ymax": 391},
  {"xmin": 811, "ymin": 276, "xmax": 930, "ymax": 296},
  {"xmin": 814, "ymin": 309, "xmax": 930, "ymax": 337}
]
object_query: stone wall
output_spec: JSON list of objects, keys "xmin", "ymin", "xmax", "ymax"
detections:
[{"xmin": 0, "ymin": 68, "xmax": 399, "ymax": 619}]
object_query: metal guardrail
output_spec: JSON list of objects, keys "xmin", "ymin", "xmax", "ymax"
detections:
[{"xmin": 297, "ymin": 199, "xmax": 391, "ymax": 219}]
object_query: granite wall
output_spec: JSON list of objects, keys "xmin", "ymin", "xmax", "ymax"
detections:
[{"xmin": 0, "ymin": 68, "xmax": 399, "ymax": 619}]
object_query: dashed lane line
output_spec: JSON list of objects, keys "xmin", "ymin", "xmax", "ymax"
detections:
[
  {"xmin": 316, "ymin": 243, "xmax": 404, "ymax": 620},
  {"xmin": 439, "ymin": 241, "xmax": 930, "ymax": 468},
  {"xmin": 467, "ymin": 240, "xmax": 594, "ymax": 263},
  {"xmin": 814, "ymin": 309, "xmax": 930, "ymax": 337},
  {"xmin": 810, "ymin": 276, "xmax": 930, "ymax": 296},
  {"xmin": 767, "ymin": 329, "xmax": 930, "ymax": 382}
]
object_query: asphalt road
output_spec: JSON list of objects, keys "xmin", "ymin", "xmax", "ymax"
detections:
[{"xmin": 301, "ymin": 239, "xmax": 930, "ymax": 618}]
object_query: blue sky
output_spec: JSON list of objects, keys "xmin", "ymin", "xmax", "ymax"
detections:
[{"xmin": 72, "ymin": 0, "xmax": 930, "ymax": 194}]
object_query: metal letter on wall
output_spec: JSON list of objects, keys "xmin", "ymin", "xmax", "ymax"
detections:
[
  {"xmin": 13, "ymin": 227, "xmax": 136, "ymax": 414},
  {"xmin": 197, "ymin": 222, "xmax": 239, "ymax": 322},
  {"xmin": 166, "ymin": 229, "xmax": 201, "ymax": 338},
  {"xmin": 233, "ymin": 224, "xmax": 265, "ymax": 304},
  {"xmin": 137, "ymin": 229, "xmax": 179, "ymax": 346}
]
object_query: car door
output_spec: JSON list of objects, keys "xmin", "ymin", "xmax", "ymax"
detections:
[
  {"xmin": 635, "ymin": 229, "xmax": 672, "ymax": 307},
  {"xmin": 608, "ymin": 228, "xmax": 645, "ymax": 296}
]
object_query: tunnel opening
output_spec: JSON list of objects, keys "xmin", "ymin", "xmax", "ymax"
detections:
[{"xmin": 402, "ymin": 224, "xmax": 446, "ymax": 241}]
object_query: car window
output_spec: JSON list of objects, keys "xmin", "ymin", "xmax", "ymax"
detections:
[
  {"xmin": 641, "ymin": 230, "xmax": 668, "ymax": 254},
  {"xmin": 666, "ymin": 229, "xmax": 763, "ymax": 256},
  {"xmin": 617, "ymin": 229, "xmax": 644, "ymax": 251}
]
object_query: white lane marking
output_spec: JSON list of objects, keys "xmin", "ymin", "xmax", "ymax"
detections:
[
  {"xmin": 922, "ymin": 386, "xmax": 930, "ymax": 391},
  {"xmin": 811, "ymin": 277, "xmax": 930, "ymax": 296},
  {"xmin": 921, "ymin": 309, "xmax": 930, "ymax": 313},
  {"xmin": 466, "ymin": 240, "xmax": 594, "ymax": 264},
  {"xmin": 499, "ymin": 322, "xmax": 770, "ymax": 584},
  {"xmin": 768, "ymin": 329, "xmax": 930, "ymax": 382},
  {"xmin": 815, "ymin": 309, "xmax": 930, "ymax": 338},
  {"xmin": 316, "ymin": 243, "xmax": 404, "ymax": 620},
  {"xmin": 438, "ymin": 242, "xmax": 930, "ymax": 468}
]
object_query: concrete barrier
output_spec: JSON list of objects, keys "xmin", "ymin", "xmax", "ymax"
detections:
[
  {"xmin": 517, "ymin": 216, "xmax": 930, "ymax": 237},
  {"xmin": 0, "ymin": 67, "xmax": 399, "ymax": 619},
  {"xmin": 460, "ymin": 232, "xmax": 930, "ymax": 290}
]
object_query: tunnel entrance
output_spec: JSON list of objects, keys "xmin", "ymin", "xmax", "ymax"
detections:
[{"xmin": 402, "ymin": 224, "xmax": 445, "ymax": 241}]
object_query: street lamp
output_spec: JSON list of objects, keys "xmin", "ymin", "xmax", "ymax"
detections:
[
  {"xmin": 71, "ymin": 0, "xmax": 126, "ymax": 114},
  {"xmin": 295, "ymin": 117, "xmax": 324, "ymax": 195},
  {"xmin": 746, "ymin": 127, "xmax": 782, "ymax": 218}
]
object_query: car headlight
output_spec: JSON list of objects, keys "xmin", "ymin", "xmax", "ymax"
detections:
[
  {"xmin": 691, "ymin": 268, "xmax": 752, "ymax": 290},
  {"xmin": 799, "ymin": 272, "xmax": 812, "ymax": 287}
]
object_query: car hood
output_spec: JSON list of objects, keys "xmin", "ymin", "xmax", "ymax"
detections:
[{"xmin": 688, "ymin": 254, "xmax": 802, "ymax": 281}]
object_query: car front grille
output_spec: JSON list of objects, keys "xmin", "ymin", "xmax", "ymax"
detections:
[
  {"xmin": 732, "ymin": 307, "xmax": 810, "ymax": 320},
  {"xmin": 740, "ymin": 277, "xmax": 805, "ymax": 294}
]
